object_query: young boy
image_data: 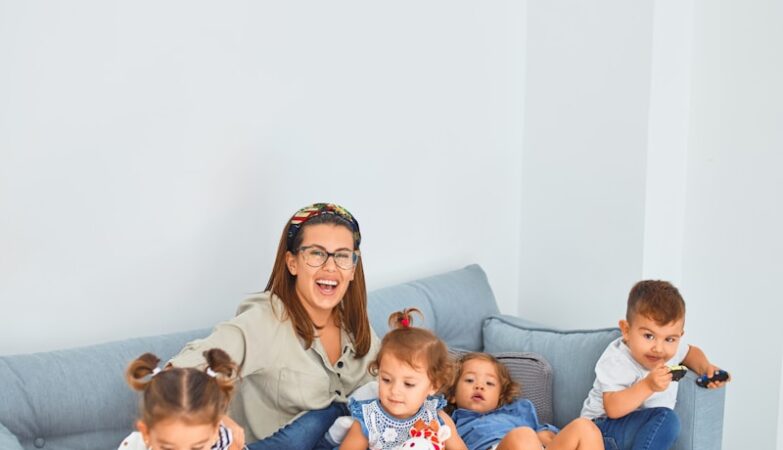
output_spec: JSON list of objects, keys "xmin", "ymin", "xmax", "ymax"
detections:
[{"xmin": 580, "ymin": 280, "xmax": 729, "ymax": 449}]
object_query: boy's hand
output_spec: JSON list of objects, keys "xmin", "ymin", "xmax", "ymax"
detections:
[
  {"xmin": 703, "ymin": 365, "xmax": 731, "ymax": 389},
  {"xmin": 645, "ymin": 365, "xmax": 673, "ymax": 392}
]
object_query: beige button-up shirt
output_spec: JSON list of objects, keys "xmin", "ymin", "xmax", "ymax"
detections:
[{"xmin": 169, "ymin": 292, "xmax": 380, "ymax": 442}]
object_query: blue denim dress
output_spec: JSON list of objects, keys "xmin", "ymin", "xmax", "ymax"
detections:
[{"xmin": 452, "ymin": 398, "xmax": 558, "ymax": 450}]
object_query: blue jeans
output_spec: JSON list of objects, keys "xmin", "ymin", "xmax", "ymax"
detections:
[
  {"xmin": 246, "ymin": 402, "xmax": 349, "ymax": 450},
  {"xmin": 594, "ymin": 407, "xmax": 680, "ymax": 450}
]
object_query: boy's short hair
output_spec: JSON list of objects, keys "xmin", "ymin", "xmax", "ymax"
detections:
[{"xmin": 627, "ymin": 280, "xmax": 686, "ymax": 325}]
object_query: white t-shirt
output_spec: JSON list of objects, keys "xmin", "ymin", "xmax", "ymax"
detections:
[{"xmin": 580, "ymin": 337, "xmax": 690, "ymax": 420}]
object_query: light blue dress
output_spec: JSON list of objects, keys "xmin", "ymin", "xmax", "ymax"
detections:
[{"xmin": 349, "ymin": 396, "xmax": 446, "ymax": 449}]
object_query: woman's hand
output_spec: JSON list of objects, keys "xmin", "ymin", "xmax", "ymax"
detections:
[{"xmin": 222, "ymin": 415, "xmax": 245, "ymax": 450}]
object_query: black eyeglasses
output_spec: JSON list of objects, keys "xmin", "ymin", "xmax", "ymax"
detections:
[{"xmin": 297, "ymin": 245, "xmax": 360, "ymax": 270}]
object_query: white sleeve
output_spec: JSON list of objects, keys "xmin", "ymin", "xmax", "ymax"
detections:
[
  {"xmin": 595, "ymin": 355, "xmax": 638, "ymax": 393},
  {"xmin": 117, "ymin": 432, "xmax": 148, "ymax": 450}
]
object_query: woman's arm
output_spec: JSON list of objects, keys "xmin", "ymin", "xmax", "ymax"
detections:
[
  {"xmin": 439, "ymin": 411, "xmax": 468, "ymax": 450},
  {"xmin": 168, "ymin": 324, "xmax": 248, "ymax": 370},
  {"xmin": 339, "ymin": 421, "xmax": 369, "ymax": 450}
]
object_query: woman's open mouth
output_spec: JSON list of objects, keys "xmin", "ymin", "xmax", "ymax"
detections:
[{"xmin": 316, "ymin": 279, "xmax": 338, "ymax": 295}]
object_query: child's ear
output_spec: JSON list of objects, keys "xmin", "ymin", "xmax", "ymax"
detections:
[
  {"xmin": 136, "ymin": 420, "xmax": 149, "ymax": 443},
  {"xmin": 619, "ymin": 319, "xmax": 630, "ymax": 339}
]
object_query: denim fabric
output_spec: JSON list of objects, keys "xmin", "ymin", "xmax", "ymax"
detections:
[
  {"xmin": 594, "ymin": 407, "xmax": 680, "ymax": 450},
  {"xmin": 453, "ymin": 398, "xmax": 558, "ymax": 450},
  {"xmin": 246, "ymin": 402, "xmax": 349, "ymax": 450}
]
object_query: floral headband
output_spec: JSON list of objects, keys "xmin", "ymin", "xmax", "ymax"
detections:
[{"xmin": 286, "ymin": 203, "xmax": 361, "ymax": 251}]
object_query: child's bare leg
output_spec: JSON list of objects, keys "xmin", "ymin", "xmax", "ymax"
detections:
[
  {"xmin": 496, "ymin": 426, "xmax": 542, "ymax": 450},
  {"xmin": 546, "ymin": 418, "xmax": 603, "ymax": 450}
]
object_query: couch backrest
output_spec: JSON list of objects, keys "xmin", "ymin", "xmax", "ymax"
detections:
[
  {"xmin": 482, "ymin": 315, "xmax": 621, "ymax": 428},
  {"xmin": 0, "ymin": 264, "xmax": 499, "ymax": 450},
  {"xmin": 367, "ymin": 264, "xmax": 499, "ymax": 351},
  {"xmin": 0, "ymin": 329, "xmax": 209, "ymax": 450}
]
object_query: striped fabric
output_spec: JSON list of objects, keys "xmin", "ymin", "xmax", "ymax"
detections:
[
  {"xmin": 211, "ymin": 423, "xmax": 233, "ymax": 450},
  {"xmin": 448, "ymin": 349, "xmax": 554, "ymax": 425}
]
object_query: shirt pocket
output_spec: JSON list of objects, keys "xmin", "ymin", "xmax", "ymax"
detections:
[{"xmin": 276, "ymin": 368, "xmax": 332, "ymax": 415}]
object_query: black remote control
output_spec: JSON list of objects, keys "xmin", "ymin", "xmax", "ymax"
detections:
[
  {"xmin": 696, "ymin": 369, "xmax": 730, "ymax": 388},
  {"xmin": 668, "ymin": 365, "xmax": 688, "ymax": 382}
]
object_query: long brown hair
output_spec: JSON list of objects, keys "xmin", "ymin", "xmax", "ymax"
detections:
[
  {"xmin": 265, "ymin": 212, "xmax": 372, "ymax": 357},
  {"xmin": 369, "ymin": 308, "xmax": 453, "ymax": 391},
  {"xmin": 126, "ymin": 349, "xmax": 237, "ymax": 426}
]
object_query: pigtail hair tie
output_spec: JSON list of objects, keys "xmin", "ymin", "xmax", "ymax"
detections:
[{"xmin": 387, "ymin": 307, "xmax": 422, "ymax": 330}]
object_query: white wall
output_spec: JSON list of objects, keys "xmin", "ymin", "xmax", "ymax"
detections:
[
  {"xmin": 0, "ymin": 1, "xmax": 526, "ymax": 355},
  {"xmin": 684, "ymin": 0, "xmax": 783, "ymax": 447},
  {"xmin": 520, "ymin": 0, "xmax": 783, "ymax": 448},
  {"xmin": 779, "ymin": 354, "xmax": 783, "ymax": 450},
  {"xmin": 641, "ymin": 0, "xmax": 693, "ymax": 284},
  {"xmin": 520, "ymin": 0, "xmax": 654, "ymax": 327}
]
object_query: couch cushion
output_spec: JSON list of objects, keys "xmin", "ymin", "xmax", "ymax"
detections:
[
  {"xmin": 482, "ymin": 315, "xmax": 621, "ymax": 428},
  {"xmin": 368, "ymin": 264, "xmax": 499, "ymax": 350},
  {"xmin": 0, "ymin": 422, "xmax": 22, "ymax": 450},
  {"xmin": 449, "ymin": 349, "xmax": 554, "ymax": 425},
  {"xmin": 0, "ymin": 328, "xmax": 209, "ymax": 450}
]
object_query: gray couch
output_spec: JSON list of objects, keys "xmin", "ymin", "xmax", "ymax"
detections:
[{"xmin": 0, "ymin": 264, "xmax": 725, "ymax": 450}]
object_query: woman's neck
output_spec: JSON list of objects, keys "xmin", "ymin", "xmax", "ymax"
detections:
[{"xmin": 307, "ymin": 308, "xmax": 335, "ymax": 330}]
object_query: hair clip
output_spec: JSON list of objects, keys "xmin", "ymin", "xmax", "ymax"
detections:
[
  {"xmin": 401, "ymin": 317, "xmax": 411, "ymax": 328},
  {"xmin": 206, "ymin": 367, "xmax": 218, "ymax": 378},
  {"xmin": 150, "ymin": 367, "xmax": 162, "ymax": 377}
]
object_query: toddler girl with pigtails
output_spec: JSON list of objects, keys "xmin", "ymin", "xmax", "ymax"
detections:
[
  {"xmin": 118, "ymin": 348, "xmax": 244, "ymax": 450},
  {"xmin": 339, "ymin": 308, "xmax": 468, "ymax": 450}
]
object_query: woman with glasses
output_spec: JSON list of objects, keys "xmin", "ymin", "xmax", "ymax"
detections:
[{"xmin": 168, "ymin": 203, "xmax": 380, "ymax": 450}]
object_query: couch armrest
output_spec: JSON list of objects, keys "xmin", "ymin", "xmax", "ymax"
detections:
[{"xmin": 673, "ymin": 371, "xmax": 726, "ymax": 450}]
